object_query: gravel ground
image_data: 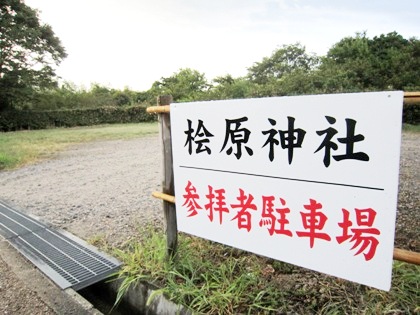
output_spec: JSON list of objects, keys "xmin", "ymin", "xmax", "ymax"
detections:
[
  {"xmin": 0, "ymin": 135, "xmax": 164, "ymax": 314},
  {"xmin": 0, "ymin": 132, "xmax": 418, "ymax": 313},
  {"xmin": 0, "ymin": 136, "xmax": 164, "ymax": 248},
  {"xmin": 395, "ymin": 132, "xmax": 420, "ymax": 251},
  {"xmin": 0, "ymin": 254, "xmax": 56, "ymax": 315}
]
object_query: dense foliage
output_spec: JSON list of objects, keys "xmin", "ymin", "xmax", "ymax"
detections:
[
  {"xmin": 0, "ymin": 0, "xmax": 419, "ymax": 128},
  {"xmin": 319, "ymin": 32, "xmax": 420, "ymax": 92},
  {"xmin": 20, "ymin": 33, "xmax": 420, "ymax": 109},
  {"xmin": 0, "ymin": 105, "xmax": 155, "ymax": 131},
  {"xmin": 31, "ymin": 83, "xmax": 141, "ymax": 110},
  {"xmin": 149, "ymin": 34, "xmax": 419, "ymax": 102},
  {"xmin": 0, "ymin": 0, "xmax": 67, "ymax": 111}
]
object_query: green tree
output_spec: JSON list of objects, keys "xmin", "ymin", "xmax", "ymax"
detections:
[
  {"xmin": 135, "ymin": 90, "xmax": 154, "ymax": 104},
  {"xmin": 151, "ymin": 68, "xmax": 209, "ymax": 102},
  {"xmin": 319, "ymin": 31, "xmax": 420, "ymax": 92},
  {"xmin": 247, "ymin": 44, "xmax": 319, "ymax": 84},
  {"xmin": 368, "ymin": 32, "xmax": 420, "ymax": 90},
  {"xmin": 247, "ymin": 43, "xmax": 319, "ymax": 96},
  {"xmin": 32, "ymin": 82, "xmax": 78, "ymax": 110},
  {"xmin": 321, "ymin": 32, "xmax": 378, "ymax": 91},
  {"xmin": 112, "ymin": 89, "xmax": 132, "ymax": 106},
  {"xmin": 0, "ymin": 0, "xmax": 67, "ymax": 111},
  {"xmin": 208, "ymin": 74, "xmax": 252, "ymax": 100}
]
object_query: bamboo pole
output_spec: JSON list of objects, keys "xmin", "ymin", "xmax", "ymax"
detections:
[
  {"xmin": 152, "ymin": 191, "xmax": 175, "ymax": 204},
  {"xmin": 393, "ymin": 248, "xmax": 420, "ymax": 265},
  {"xmin": 146, "ymin": 92, "xmax": 420, "ymax": 114},
  {"xmin": 403, "ymin": 92, "xmax": 420, "ymax": 104},
  {"xmin": 147, "ymin": 105, "xmax": 170, "ymax": 113},
  {"xmin": 158, "ymin": 95, "xmax": 178, "ymax": 259}
]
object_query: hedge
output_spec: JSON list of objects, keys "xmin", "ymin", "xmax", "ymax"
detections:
[
  {"xmin": 403, "ymin": 103, "xmax": 420, "ymax": 125},
  {"xmin": 0, "ymin": 105, "xmax": 157, "ymax": 131},
  {"xmin": 0, "ymin": 103, "xmax": 418, "ymax": 132}
]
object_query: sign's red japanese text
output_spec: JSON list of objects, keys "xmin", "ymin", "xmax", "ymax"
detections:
[{"xmin": 183, "ymin": 180, "xmax": 381, "ymax": 261}]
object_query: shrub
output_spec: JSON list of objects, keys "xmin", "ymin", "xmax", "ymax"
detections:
[{"xmin": 0, "ymin": 105, "xmax": 157, "ymax": 131}]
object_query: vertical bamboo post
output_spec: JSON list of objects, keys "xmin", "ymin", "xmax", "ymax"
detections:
[{"xmin": 158, "ymin": 95, "xmax": 178, "ymax": 259}]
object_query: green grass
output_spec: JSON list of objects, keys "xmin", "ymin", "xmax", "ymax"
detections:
[
  {"xmin": 113, "ymin": 225, "xmax": 420, "ymax": 314},
  {"xmin": 0, "ymin": 123, "xmax": 158, "ymax": 170},
  {"xmin": 402, "ymin": 123, "xmax": 420, "ymax": 132}
]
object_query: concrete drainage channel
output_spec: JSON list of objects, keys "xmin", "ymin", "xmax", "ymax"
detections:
[
  {"xmin": 1, "ymin": 235, "xmax": 191, "ymax": 315},
  {"xmin": 1, "ymin": 232, "xmax": 192, "ymax": 315},
  {"xmin": 0, "ymin": 201, "xmax": 191, "ymax": 315},
  {"xmin": 79, "ymin": 278, "xmax": 192, "ymax": 315}
]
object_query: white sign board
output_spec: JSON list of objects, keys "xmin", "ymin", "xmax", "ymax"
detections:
[{"xmin": 170, "ymin": 91, "xmax": 403, "ymax": 291}]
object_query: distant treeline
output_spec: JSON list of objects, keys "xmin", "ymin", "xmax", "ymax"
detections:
[{"xmin": 1, "ymin": 32, "xmax": 419, "ymax": 130}]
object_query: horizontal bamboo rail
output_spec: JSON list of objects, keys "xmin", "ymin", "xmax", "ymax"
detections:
[
  {"xmin": 147, "ymin": 105, "xmax": 170, "ymax": 113},
  {"xmin": 403, "ymin": 91, "xmax": 420, "ymax": 104},
  {"xmin": 393, "ymin": 248, "xmax": 420, "ymax": 265},
  {"xmin": 152, "ymin": 191, "xmax": 176, "ymax": 204},
  {"xmin": 151, "ymin": 191, "xmax": 420, "ymax": 265},
  {"xmin": 146, "ymin": 92, "xmax": 420, "ymax": 114}
]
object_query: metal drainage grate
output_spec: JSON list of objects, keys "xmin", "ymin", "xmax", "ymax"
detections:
[{"xmin": 0, "ymin": 200, "xmax": 121, "ymax": 291}]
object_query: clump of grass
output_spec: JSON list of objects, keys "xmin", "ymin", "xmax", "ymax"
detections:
[
  {"xmin": 164, "ymin": 236, "xmax": 275, "ymax": 314},
  {"xmin": 112, "ymin": 225, "xmax": 168, "ymax": 308},
  {"xmin": 362, "ymin": 261, "xmax": 420, "ymax": 314},
  {"xmin": 0, "ymin": 123, "xmax": 158, "ymax": 170},
  {"xmin": 0, "ymin": 152, "xmax": 17, "ymax": 169},
  {"xmin": 114, "ymin": 224, "xmax": 420, "ymax": 314},
  {"xmin": 113, "ymin": 226, "xmax": 286, "ymax": 314},
  {"xmin": 402, "ymin": 123, "xmax": 420, "ymax": 133}
]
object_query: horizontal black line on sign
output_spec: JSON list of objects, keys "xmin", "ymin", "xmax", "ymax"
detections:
[{"xmin": 179, "ymin": 165, "xmax": 384, "ymax": 191}]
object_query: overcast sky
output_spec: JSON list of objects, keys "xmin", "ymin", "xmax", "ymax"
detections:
[{"xmin": 24, "ymin": 0, "xmax": 419, "ymax": 91}]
